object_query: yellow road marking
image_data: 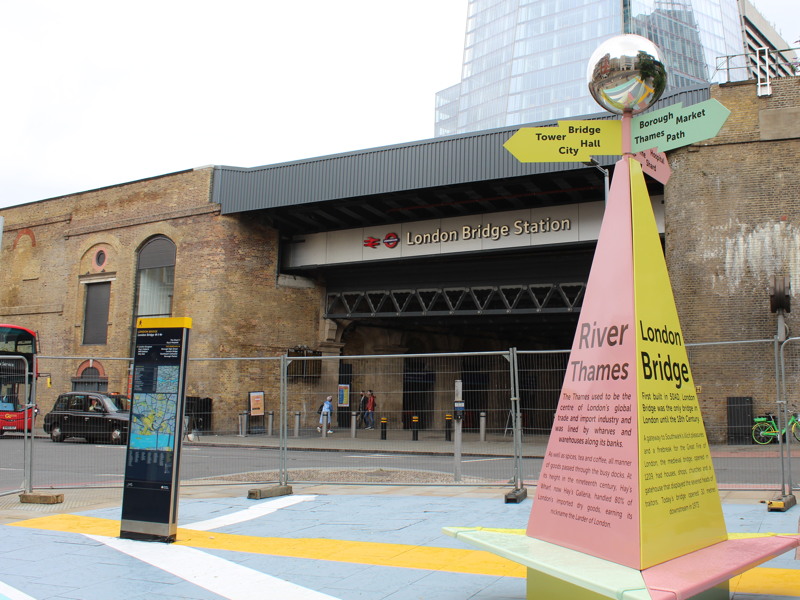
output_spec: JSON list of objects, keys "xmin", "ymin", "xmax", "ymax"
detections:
[
  {"xmin": 10, "ymin": 515, "xmax": 800, "ymax": 595},
  {"xmin": 731, "ymin": 567, "xmax": 800, "ymax": 595},
  {"xmin": 9, "ymin": 515, "xmax": 525, "ymax": 578}
]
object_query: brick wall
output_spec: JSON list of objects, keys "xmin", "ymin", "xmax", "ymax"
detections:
[
  {"xmin": 666, "ymin": 77, "xmax": 800, "ymax": 439},
  {"xmin": 0, "ymin": 168, "xmax": 324, "ymax": 431}
]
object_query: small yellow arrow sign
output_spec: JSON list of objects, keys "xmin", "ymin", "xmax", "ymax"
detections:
[{"xmin": 504, "ymin": 120, "xmax": 622, "ymax": 162}]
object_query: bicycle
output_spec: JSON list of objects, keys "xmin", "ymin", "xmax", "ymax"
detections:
[{"xmin": 751, "ymin": 411, "xmax": 800, "ymax": 444}]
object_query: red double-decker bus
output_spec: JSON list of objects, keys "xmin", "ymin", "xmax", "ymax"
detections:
[{"xmin": 0, "ymin": 324, "xmax": 38, "ymax": 436}]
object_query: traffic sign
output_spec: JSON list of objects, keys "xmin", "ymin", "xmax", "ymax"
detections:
[
  {"xmin": 504, "ymin": 120, "xmax": 621, "ymax": 162},
  {"xmin": 631, "ymin": 99, "xmax": 730, "ymax": 153}
]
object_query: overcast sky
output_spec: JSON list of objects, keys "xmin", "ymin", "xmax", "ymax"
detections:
[
  {"xmin": 754, "ymin": 0, "xmax": 799, "ymax": 45},
  {"xmin": 0, "ymin": 0, "xmax": 467, "ymax": 208},
  {"xmin": 1, "ymin": 0, "xmax": 796, "ymax": 210}
]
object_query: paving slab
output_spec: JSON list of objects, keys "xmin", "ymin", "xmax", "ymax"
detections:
[{"xmin": 0, "ymin": 485, "xmax": 797, "ymax": 600}]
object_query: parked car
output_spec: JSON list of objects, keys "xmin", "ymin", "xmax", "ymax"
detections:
[{"xmin": 43, "ymin": 392, "xmax": 130, "ymax": 444}]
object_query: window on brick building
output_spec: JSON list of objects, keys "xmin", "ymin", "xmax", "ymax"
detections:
[
  {"xmin": 71, "ymin": 366, "xmax": 108, "ymax": 392},
  {"xmin": 287, "ymin": 346, "xmax": 322, "ymax": 380},
  {"xmin": 83, "ymin": 281, "xmax": 111, "ymax": 344},
  {"xmin": 135, "ymin": 236, "xmax": 176, "ymax": 320}
]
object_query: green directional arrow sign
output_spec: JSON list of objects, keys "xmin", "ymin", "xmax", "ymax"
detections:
[{"xmin": 631, "ymin": 99, "xmax": 730, "ymax": 153}]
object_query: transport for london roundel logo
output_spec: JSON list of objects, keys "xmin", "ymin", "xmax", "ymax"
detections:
[{"xmin": 383, "ymin": 232, "xmax": 399, "ymax": 248}]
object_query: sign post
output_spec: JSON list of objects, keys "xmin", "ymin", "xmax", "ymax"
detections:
[
  {"xmin": 504, "ymin": 120, "xmax": 621, "ymax": 162},
  {"xmin": 248, "ymin": 391, "xmax": 265, "ymax": 434},
  {"xmin": 444, "ymin": 35, "xmax": 798, "ymax": 600},
  {"xmin": 249, "ymin": 391, "xmax": 265, "ymax": 417},
  {"xmin": 120, "ymin": 317, "xmax": 192, "ymax": 542},
  {"xmin": 337, "ymin": 384, "xmax": 350, "ymax": 408},
  {"xmin": 453, "ymin": 379, "xmax": 463, "ymax": 482},
  {"xmin": 630, "ymin": 99, "xmax": 731, "ymax": 153}
]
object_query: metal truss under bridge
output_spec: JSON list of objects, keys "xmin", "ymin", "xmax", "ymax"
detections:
[{"xmin": 324, "ymin": 283, "xmax": 586, "ymax": 318}]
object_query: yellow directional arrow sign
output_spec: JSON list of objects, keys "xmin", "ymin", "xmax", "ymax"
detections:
[{"xmin": 503, "ymin": 120, "xmax": 622, "ymax": 162}]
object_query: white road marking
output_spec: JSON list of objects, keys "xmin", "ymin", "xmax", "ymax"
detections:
[
  {"xmin": 185, "ymin": 494, "xmax": 316, "ymax": 531},
  {"xmin": 85, "ymin": 534, "xmax": 340, "ymax": 600},
  {"xmin": 347, "ymin": 454, "xmax": 400, "ymax": 458},
  {"xmin": 0, "ymin": 580, "xmax": 37, "ymax": 600},
  {"xmin": 462, "ymin": 457, "xmax": 511, "ymax": 463}
]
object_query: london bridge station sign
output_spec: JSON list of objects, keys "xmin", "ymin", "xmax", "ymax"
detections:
[{"xmin": 286, "ymin": 201, "xmax": 664, "ymax": 268}]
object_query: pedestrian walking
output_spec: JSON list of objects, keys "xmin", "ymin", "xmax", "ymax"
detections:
[
  {"xmin": 357, "ymin": 390, "xmax": 368, "ymax": 428},
  {"xmin": 318, "ymin": 396, "xmax": 334, "ymax": 434},
  {"xmin": 365, "ymin": 390, "xmax": 376, "ymax": 430}
]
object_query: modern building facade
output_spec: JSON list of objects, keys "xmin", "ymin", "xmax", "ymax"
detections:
[
  {"xmin": 1, "ymin": 78, "xmax": 797, "ymax": 439},
  {"xmin": 737, "ymin": 0, "xmax": 798, "ymax": 83},
  {"xmin": 435, "ymin": 0, "xmax": 788, "ymax": 136}
]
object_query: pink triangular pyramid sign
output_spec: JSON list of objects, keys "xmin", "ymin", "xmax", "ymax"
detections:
[{"xmin": 527, "ymin": 157, "xmax": 727, "ymax": 570}]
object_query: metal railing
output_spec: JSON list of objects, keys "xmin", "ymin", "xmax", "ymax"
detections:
[
  {"xmin": 1, "ymin": 340, "xmax": 797, "ymax": 496},
  {"xmin": 713, "ymin": 46, "xmax": 799, "ymax": 94},
  {"xmin": 0, "ymin": 356, "xmax": 34, "ymax": 495},
  {"xmin": 776, "ymin": 337, "xmax": 800, "ymax": 495}
]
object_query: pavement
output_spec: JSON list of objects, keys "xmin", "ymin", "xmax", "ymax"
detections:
[
  {"xmin": 11, "ymin": 423, "xmax": 800, "ymax": 457},
  {"xmin": 1, "ymin": 429, "xmax": 798, "ymax": 599},
  {"xmin": 0, "ymin": 480, "xmax": 798, "ymax": 600},
  {"xmin": 179, "ymin": 427, "xmax": 800, "ymax": 463},
  {"xmin": 188, "ymin": 424, "xmax": 800, "ymax": 451}
]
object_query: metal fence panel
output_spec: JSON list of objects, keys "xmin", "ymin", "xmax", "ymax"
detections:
[
  {"xmin": 275, "ymin": 351, "xmax": 518, "ymax": 486},
  {"xmin": 0, "ymin": 356, "xmax": 33, "ymax": 496},
  {"xmin": 778, "ymin": 338, "xmax": 800, "ymax": 492},
  {"xmin": 23, "ymin": 343, "xmax": 800, "ymax": 492},
  {"xmin": 687, "ymin": 340, "xmax": 798, "ymax": 491},
  {"xmin": 0, "ymin": 429, "xmax": 27, "ymax": 495},
  {"xmin": 183, "ymin": 356, "xmax": 282, "ymax": 487}
]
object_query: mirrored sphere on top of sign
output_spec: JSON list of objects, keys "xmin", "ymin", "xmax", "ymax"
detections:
[{"xmin": 586, "ymin": 34, "xmax": 667, "ymax": 115}]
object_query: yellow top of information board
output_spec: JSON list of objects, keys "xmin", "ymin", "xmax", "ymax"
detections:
[{"xmin": 136, "ymin": 317, "xmax": 193, "ymax": 329}]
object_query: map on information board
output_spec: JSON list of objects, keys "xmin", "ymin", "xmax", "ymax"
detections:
[{"xmin": 130, "ymin": 365, "xmax": 180, "ymax": 450}]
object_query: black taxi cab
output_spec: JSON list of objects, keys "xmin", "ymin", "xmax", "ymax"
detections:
[{"xmin": 43, "ymin": 392, "xmax": 130, "ymax": 444}]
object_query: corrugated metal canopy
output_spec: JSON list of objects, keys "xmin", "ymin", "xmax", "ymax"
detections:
[{"xmin": 212, "ymin": 85, "xmax": 710, "ymax": 235}]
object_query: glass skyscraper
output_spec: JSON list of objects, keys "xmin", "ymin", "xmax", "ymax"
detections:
[{"xmin": 435, "ymin": 0, "xmax": 747, "ymax": 136}]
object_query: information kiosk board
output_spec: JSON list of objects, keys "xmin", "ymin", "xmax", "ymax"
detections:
[{"xmin": 120, "ymin": 317, "xmax": 191, "ymax": 542}]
